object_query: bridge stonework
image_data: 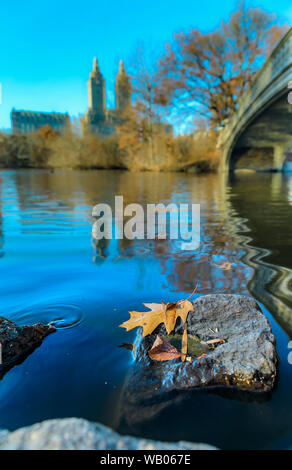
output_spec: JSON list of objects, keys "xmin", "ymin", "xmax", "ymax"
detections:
[{"xmin": 219, "ymin": 28, "xmax": 292, "ymax": 172}]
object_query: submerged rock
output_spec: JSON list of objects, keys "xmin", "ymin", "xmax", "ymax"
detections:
[
  {"xmin": 0, "ymin": 316, "xmax": 56, "ymax": 378},
  {"xmin": 119, "ymin": 295, "xmax": 278, "ymax": 427},
  {"xmin": 0, "ymin": 417, "xmax": 217, "ymax": 450}
]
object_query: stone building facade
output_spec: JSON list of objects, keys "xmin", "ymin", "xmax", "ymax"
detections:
[
  {"xmin": 11, "ymin": 110, "xmax": 70, "ymax": 134},
  {"xmin": 83, "ymin": 58, "xmax": 131, "ymax": 137}
]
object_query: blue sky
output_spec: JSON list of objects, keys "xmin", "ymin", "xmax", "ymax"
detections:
[{"xmin": 0, "ymin": 0, "xmax": 291, "ymax": 129}]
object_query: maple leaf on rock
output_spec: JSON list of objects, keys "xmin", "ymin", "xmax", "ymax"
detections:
[
  {"xmin": 119, "ymin": 299, "xmax": 194, "ymax": 337},
  {"xmin": 119, "ymin": 286, "xmax": 198, "ymax": 363},
  {"xmin": 119, "ymin": 303, "xmax": 165, "ymax": 337}
]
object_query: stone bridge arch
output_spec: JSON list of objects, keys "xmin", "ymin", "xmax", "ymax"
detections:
[{"xmin": 219, "ymin": 28, "xmax": 292, "ymax": 172}]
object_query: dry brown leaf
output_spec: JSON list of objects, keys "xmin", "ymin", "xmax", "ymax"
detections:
[
  {"xmin": 181, "ymin": 326, "xmax": 188, "ymax": 362},
  {"xmin": 120, "ymin": 303, "xmax": 165, "ymax": 337},
  {"xmin": 204, "ymin": 338, "xmax": 226, "ymax": 345},
  {"xmin": 118, "ymin": 343, "xmax": 133, "ymax": 351},
  {"xmin": 211, "ymin": 261, "xmax": 232, "ymax": 271},
  {"xmin": 148, "ymin": 335, "xmax": 181, "ymax": 361},
  {"xmin": 196, "ymin": 353, "xmax": 207, "ymax": 360},
  {"xmin": 119, "ymin": 298, "xmax": 194, "ymax": 337}
]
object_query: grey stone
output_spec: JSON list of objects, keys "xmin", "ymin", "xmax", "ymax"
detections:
[
  {"xmin": 134, "ymin": 294, "xmax": 277, "ymax": 392},
  {"xmin": 0, "ymin": 430, "xmax": 9, "ymax": 441},
  {"xmin": 0, "ymin": 316, "xmax": 56, "ymax": 378},
  {"xmin": 0, "ymin": 418, "xmax": 217, "ymax": 450},
  {"xmin": 119, "ymin": 295, "xmax": 277, "ymax": 427}
]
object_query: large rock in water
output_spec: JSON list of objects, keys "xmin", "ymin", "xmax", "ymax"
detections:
[
  {"xmin": 0, "ymin": 316, "xmax": 56, "ymax": 378},
  {"xmin": 119, "ymin": 295, "xmax": 278, "ymax": 426},
  {"xmin": 0, "ymin": 418, "xmax": 216, "ymax": 450}
]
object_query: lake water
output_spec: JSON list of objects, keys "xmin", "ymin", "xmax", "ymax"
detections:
[{"xmin": 0, "ymin": 169, "xmax": 291, "ymax": 450}]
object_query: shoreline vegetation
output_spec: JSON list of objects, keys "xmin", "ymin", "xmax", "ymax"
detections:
[{"xmin": 0, "ymin": 124, "xmax": 219, "ymax": 173}]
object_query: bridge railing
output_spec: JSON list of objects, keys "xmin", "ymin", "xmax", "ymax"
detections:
[{"xmin": 219, "ymin": 27, "xmax": 292, "ymax": 147}]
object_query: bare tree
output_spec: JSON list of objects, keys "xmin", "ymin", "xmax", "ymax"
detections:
[
  {"xmin": 118, "ymin": 43, "xmax": 167, "ymax": 166},
  {"xmin": 157, "ymin": 2, "xmax": 287, "ymax": 127}
]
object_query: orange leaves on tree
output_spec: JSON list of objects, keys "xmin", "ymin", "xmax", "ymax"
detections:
[{"xmin": 157, "ymin": 5, "xmax": 287, "ymax": 128}]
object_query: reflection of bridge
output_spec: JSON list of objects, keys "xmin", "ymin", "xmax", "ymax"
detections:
[
  {"xmin": 228, "ymin": 172, "xmax": 292, "ymax": 339},
  {"xmin": 220, "ymin": 27, "xmax": 292, "ymax": 172}
]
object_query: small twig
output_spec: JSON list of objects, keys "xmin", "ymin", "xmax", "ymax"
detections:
[
  {"xmin": 204, "ymin": 338, "xmax": 225, "ymax": 345},
  {"xmin": 196, "ymin": 353, "xmax": 207, "ymax": 360},
  {"xmin": 185, "ymin": 283, "xmax": 199, "ymax": 302},
  {"xmin": 177, "ymin": 283, "xmax": 199, "ymax": 306}
]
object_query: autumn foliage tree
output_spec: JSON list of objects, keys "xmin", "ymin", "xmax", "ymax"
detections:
[
  {"xmin": 117, "ymin": 45, "xmax": 170, "ymax": 169},
  {"xmin": 157, "ymin": 2, "xmax": 287, "ymax": 127}
]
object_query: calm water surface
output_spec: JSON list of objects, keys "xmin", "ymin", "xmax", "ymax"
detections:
[{"xmin": 0, "ymin": 169, "xmax": 291, "ymax": 449}]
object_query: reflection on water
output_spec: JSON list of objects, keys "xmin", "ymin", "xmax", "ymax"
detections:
[
  {"xmin": 0, "ymin": 169, "xmax": 291, "ymax": 449},
  {"xmin": 229, "ymin": 172, "xmax": 292, "ymax": 339},
  {"xmin": 92, "ymin": 172, "xmax": 251, "ymax": 294}
]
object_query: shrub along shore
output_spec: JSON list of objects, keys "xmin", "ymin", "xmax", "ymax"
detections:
[{"xmin": 0, "ymin": 125, "xmax": 219, "ymax": 173}]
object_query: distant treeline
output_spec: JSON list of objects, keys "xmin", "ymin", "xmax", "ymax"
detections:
[{"xmin": 0, "ymin": 124, "xmax": 219, "ymax": 173}]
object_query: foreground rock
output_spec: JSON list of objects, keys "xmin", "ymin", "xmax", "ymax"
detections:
[
  {"xmin": 0, "ymin": 316, "xmax": 56, "ymax": 378},
  {"xmin": 119, "ymin": 295, "xmax": 277, "ymax": 427},
  {"xmin": 136, "ymin": 294, "xmax": 277, "ymax": 392},
  {"xmin": 0, "ymin": 418, "xmax": 216, "ymax": 450}
]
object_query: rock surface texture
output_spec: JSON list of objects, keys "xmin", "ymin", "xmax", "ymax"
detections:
[
  {"xmin": 133, "ymin": 294, "xmax": 277, "ymax": 393},
  {"xmin": 0, "ymin": 316, "xmax": 56, "ymax": 378},
  {"xmin": 0, "ymin": 418, "xmax": 216, "ymax": 450}
]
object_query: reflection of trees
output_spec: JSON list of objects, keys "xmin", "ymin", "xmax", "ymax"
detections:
[
  {"xmin": 93, "ymin": 238, "xmax": 110, "ymax": 261},
  {"xmin": 7, "ymin": 168, "xmax": 292, "ymax": 340},
  {"xmin": 110, "ymin": 171, "xmax": 250, "ymax": 294},
  {"xmin": 11, "ymin": 169, "xmax": 240, "ymax": 294},
  {"xmin": 11, "ymin": 170, "xmax": 124, "ymax": 236},
  {"xmin": 12, "ymin": 169, "xmax": 126, "ymax": 210},
  {"xmin": 229, "ymin": 172, "xmax": 292, "ymax": 338},
  {"xmin": 91, "ymin": 169, "xmax": 292, "ymax": 342}
]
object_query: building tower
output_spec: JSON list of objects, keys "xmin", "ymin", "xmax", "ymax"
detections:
[
  {"xmin": 115, "ymin": 60, "xmax": 131, "ymax": 112},
  {"xmin": 88, "ymin": 57, "xmax": 105, "ymax": 115}
]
